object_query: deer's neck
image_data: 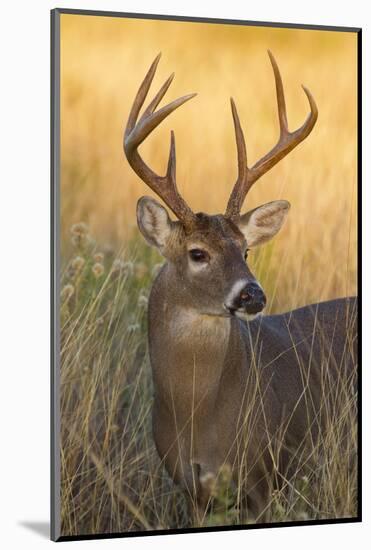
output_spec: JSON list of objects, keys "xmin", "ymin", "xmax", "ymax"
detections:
[
  {"xmin": 169, "ymin": 307, "xmax": 230, "ymax": 347},
  {"xmin": 148, "ymin": 267, "xmax": 249, "ymax": 403},
  {"xmin": 149, "ymin": 267, "xmax": 231, "ymax": 358}
]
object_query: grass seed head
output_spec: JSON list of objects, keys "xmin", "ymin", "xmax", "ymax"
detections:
[
  {"xmin": 70, "ymin": 222, "xmax": 89, "ymax": 236},
  {"xmin": 92, "ymin": 262, "xmax": 104, "ymax": 278},
  {"xmin": 71, "ymin": 233, "xmax": 90, "ymax": 249},
  {"xmin": 112, "ymin": 259, "xmax": 134, "ymax": 277},
  {"xmin": 138, "ymin": 293, "xmax": 149, "ymax": 308},
  {"xmin": 127, "ymin": 323, "xmax": 140, "ymax": 334},
  {"xmin": 61, "ymin": 283, "xmax": 74, "ymax": 301},
  {"xmin": 71, "ymin": 256, "xmax": 85, "ymax": 271},
  {"xmin": 93, "ymin": 252, "xmax": 104, "ymax": 263}
]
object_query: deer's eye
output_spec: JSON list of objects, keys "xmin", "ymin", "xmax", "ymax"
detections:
[
  {"xmin": 244, "ymin": 249, "xmax": 250, "ymax": 261},
  {"xmin": 189, "ymin": 249, "xmax": 209, "ymax": 263}
]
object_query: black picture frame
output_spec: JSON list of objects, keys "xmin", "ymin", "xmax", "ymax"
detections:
[{"xmin": 51, "ymin": 8, "xmax": 362, "ymax": 542}]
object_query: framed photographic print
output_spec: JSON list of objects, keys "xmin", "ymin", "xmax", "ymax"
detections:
[{"xmin": 51, "ymin": 8, "xmax": 361, "ymax": 542}]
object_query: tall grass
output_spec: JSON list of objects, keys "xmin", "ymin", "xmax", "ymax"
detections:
[
  {"xmin": 59, "ymin": 15, "xmax": 358, "ymax": 536},
  {"xmin": 59, "ymin": 223, "xmax": 357, "ymax": 536}
]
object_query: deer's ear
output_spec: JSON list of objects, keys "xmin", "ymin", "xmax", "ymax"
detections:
[
  {"xmin": 236, "ymin": 200, "xmax": 290, "ymax": 248},
  {"xmin": 137, "ymin": 196, "xmax": 175, "ymax": 253}
]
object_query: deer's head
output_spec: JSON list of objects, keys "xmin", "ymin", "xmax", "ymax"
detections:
[{"xmin": 124, "ymin": 53, "xmax": 317, "ymax": 319}]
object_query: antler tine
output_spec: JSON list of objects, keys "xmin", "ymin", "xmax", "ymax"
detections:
[
  {"xmin": 226, "ymin": 98, "xmax": 250, "ymax": 218},
  {"xmin": 140, "ymin": 72, "xmax": 175, "ymax": 121},
  {"xmin": 125, "ymin": 53, "xmax": 161, "ymax": 138},
  {"xmin": 268, "ymin": 49, "xmax": 289, "ymax": 135},
  {"xmin": 230, "ymin": 98, "xmax": 248, "ymax": 183},
  {"xmin": 128, "ymin": 93, "xmax": 197, "ymax": 149},
  {"xmin": 124, "ymin": 55, "xmax": 197, "ymax": 224},
  {"xmin": 225, "ymin": 51, "xmax": 318, "ymax": 218}
]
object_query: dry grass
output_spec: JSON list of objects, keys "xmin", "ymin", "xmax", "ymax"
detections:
[
  {"xmin": 59, "ymin": 228, "xmax": 357, "ymax": 536},
  {"xmin": 58, "ymin": 14, "xmax": 358, "ymax": 537}
]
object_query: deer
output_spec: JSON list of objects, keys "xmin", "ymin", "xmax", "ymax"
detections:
[{"xmin": 123, "ymin": 52, "xmax": 357, "ymax": 524}]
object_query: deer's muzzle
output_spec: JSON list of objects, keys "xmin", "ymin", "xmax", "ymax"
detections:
[{"xmin": 225, "ymin": 281, "xmax": 266, "ymax": 316}]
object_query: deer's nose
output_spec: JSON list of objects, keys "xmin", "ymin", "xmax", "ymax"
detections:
[{"xmin": 238, "ymin": 282, "xmax": 266, "ymax": 313}]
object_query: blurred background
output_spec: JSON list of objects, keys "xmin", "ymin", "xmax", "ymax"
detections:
[{"xmin": 60, "ymin": 14, "xmax": 357, "ymax": 311}]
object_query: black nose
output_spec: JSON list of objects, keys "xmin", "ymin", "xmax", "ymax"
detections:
[{"xmin": 238, "ymin": 282, "xmax": 266, "ymax": 313}]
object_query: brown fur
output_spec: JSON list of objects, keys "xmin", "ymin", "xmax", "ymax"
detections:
[{"xmin": 141, "ymin": 207, "xmax": 357, "ymax": 522}]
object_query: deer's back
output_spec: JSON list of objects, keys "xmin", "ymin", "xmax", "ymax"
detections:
[{"xmin": 240, "ymin": 297, "xmax": 358, "ymax": 451}]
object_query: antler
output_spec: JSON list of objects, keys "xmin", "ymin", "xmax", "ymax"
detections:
[
  {"xmin": 124, "ymin": 54, "xmax": 197, "ymax": 225},
  {"xmin": 225, "ymin": 50, "xmax": 318, "ymax": 218}
]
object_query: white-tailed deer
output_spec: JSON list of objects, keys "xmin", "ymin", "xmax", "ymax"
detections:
[{"xmin": 124, "ymin": 53, "xmax": 357, "ymax": 523}]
